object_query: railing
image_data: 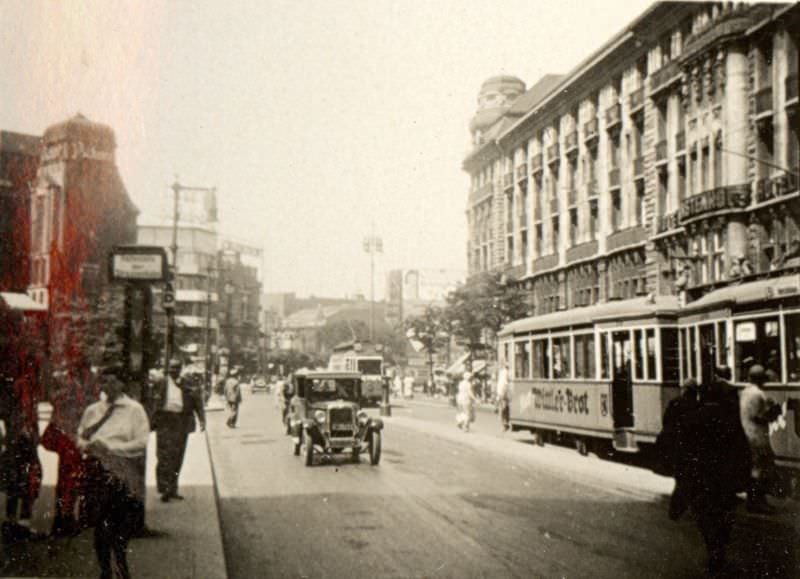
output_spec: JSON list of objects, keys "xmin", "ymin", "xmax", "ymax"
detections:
[
  {"xmin": 655, "ymin": 140, "xmax": 668, "ymax": 163},
  {"xmin": 533, "ymin": 254, "xmax": 559, "ymax": 272},
  {"xmin": 633, "ymin": 157, "xmax": 644, "ymax": 179},
  {"xmin": 649, "ymin": 61, "xmax": 679, "ymax": 95},
  {"xmin": 608, "ymin": 167, "xmax": 621, "ymax": 188},
  {"xmin": 531, "ymin": 153, "xmax": 543, "ymax": 174},
  {"xmin": 606, "ymin": 226, "xmax": 648, "ymax": 252},
  {"xmin": 547, "ymin": 144, "xmax": 560, "ymax": 165},
  {"xmin": 566, "ymin": 240, "xmax": 599, "ymax": 264},
  {"xmin": 676, "ymin": 131, "xmax": 686, "ymax": 153},
  {"xmin": 755, "ymin": 86, "xmax": 773, "ymax": 116},
  {"xmin": 657, "ymin": 210, "xmax": 680, "ymax": 234},
  {"xmin": 550, "ymin": 197, "xmax": 559, "ymax": 214},
  {"xmin": 516, "ymin": 164, "xmax": 527, "ymax": 182},
  {"xmin": 503, "ymin": 172, "xmax": 513, "ymax": 189},
  {"xmin": 628, "ymin": 87, "xmax": 645, "ymax": 113},
  {"xmin": 786, "ymin": 74, "xmax": 798, "ymax": 104},
  {"xmin": 583, "ymin": 117, "xmax": 599, "ymax": 141},
  {"xmin": 565, "ymin": 130, "xmax": 579, "ymax": 154},
  {"xmin": 605, "ymin": 103, "xmax": 621, "ymax": 128}
]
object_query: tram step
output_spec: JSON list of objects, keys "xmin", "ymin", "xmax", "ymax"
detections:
[{"xmin": 612, "ymin": 429, "xmax": 638, "ymax": 453}]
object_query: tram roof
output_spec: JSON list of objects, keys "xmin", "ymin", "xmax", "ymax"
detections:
[
  {"xmin": 498, "ymin": 295, "xmax": 680, "ymax": 336},
  {"xmin": 684, "ymin": 273, "xmax": 800, "ymax": 312}
]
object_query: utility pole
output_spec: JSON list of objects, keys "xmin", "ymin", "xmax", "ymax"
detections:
[{"xmin": 362, "ymin": 224, "xmax": 382, "ymax": 342}]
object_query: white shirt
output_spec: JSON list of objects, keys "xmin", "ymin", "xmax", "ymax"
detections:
[
  {"xmin": 164, "ymin": 376, "xmax": 184, "ymax": 413},
  {"xmin": 740, "ymin": 385, "xmax": 771, "ymax": 449},
  {"xmin": 77, "ymin": 395, "xmax": 150, "ymax": 498},
  {"xmin": 457, "ymin": 379, "xmax": 474, "ymax": 406},
  {"xmin": 496, "ymin": 367, "xmax": 509, "ymax": 399}
]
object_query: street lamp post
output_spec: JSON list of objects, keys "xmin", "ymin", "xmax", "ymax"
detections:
[{"xmin": 362, "ymin": 226, "xmax": 382, "ymax": 342}]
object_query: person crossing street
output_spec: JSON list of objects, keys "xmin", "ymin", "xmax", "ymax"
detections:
[{"xmin": 224, "ymin": 368, "xmax": 243, "ymax": 429}]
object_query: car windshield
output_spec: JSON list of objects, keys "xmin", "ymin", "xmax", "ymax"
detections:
[{"xmin": 308, "ymin": 378, "xmax": 359, "ymax": 401}]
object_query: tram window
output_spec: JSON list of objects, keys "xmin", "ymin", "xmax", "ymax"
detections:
[
  {"xmin": 679, "ymin": 328, "xmax": 688, "ymax": 380},
  {"xmin": 634, "ymin": 330, "xmax": 645, "ymax": 380},
  {"xmin": 503, "ymin": 343, "xmax": 510, "ymax": 367},
  {"xmin": 646, "ymin": 329, "xmax": 657, "ymax": 380},
  {"xmin": 689, "ymin": 328, "xmax": 697, "ymax": 379},
  {"xmin": 661, "ymin": 328, "xmax": 680, "ymax": 384},
  {"xmin": 786, "ymin": 313, "xmax": 800, "ymax": 382},
  {"xmin": 553, "ymin": 336, "xmax": 571, "ymax": 379},
  {"xmin": 514, "ymin": 341, "xmax": 531, "ymax": 379},
  {"xmin": 600, "ymin": 332, "xmax": 610, "ymax": 379},
  {"xmin": 533, "ymin": 339, "xmax": 549, "ymax": 379},
  {"xmin": 734, "ymin": 317, "xmax": 781, "ymax": 382},
  {"xmin": 574, "ymin": 334, "xmax": 596, "ymax": 379},
  {"xmin": 717, "ymin": 321, "xmax": 728, "ymax": 367}
]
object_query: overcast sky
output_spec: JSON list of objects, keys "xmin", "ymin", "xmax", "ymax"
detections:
[{"xmin": 1, "ymin": 0, "xmax": 655, "ymax": 298}]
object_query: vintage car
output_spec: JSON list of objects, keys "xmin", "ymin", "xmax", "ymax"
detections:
[{"xmin": 288, "ymin": 370, "xmax": 383, "ymax": 466}]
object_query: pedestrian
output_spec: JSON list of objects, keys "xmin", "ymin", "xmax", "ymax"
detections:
[
  {"xmin": 392, "ymin": 372, "xmax": 402, "ymax": 398},
  {"xmin": 655, "ymin": 378, "xmax": 699, "ymax": 520},
  {"xmin": 403, "ymin": 372, "xmax": 415, "ymax": 399},
  {"xmin": 674, "ymin": 375, "xmax": 750, "ymax": 575},
  {"xmin": 456, "ymin": 372, "xmax": 477, "ymax": 432},
  {"xmin": 224, "ymin": 368, "xmax": 243, "ymax": 428},
  {"xmin": 77, "ymin": 365, "xmax": 150, "ymax": 579},
  {"xmin": 155, "ymin": 359, "xmax": 206, "ymax": 503},
  {"xmin": 496, "ymin": 363, "xmax": 510, "ymax": 431},
  {"xmin": 740, "ymin": 364, "xmax": 782, "ymax": 514},
  {"xmin": 0, "ymin": 373, "xmax": 42, "ymax": 543}
]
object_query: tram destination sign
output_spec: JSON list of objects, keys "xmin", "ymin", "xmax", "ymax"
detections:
[{"xmin": 109, "ymin": 245, "xmax": 168, "ymax": 282}]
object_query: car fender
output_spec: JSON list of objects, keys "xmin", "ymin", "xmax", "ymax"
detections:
[
  {"xmin": 368, "ymin": 417, "xmax": 384, "ymax": 432},
  {"xmin": 303, "ymin": 421, "xmax": 325, "ymax": 446}
]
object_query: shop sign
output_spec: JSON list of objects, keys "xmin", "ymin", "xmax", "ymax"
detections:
[
  {"xmin": 679, "ymin": 185, "xmax": 750, "ymax": 222},
  {"xmin": 526, "ymin": 385, "xmax": 590, "ymax": 415},
  {"xmin": 755, "ymin": 172, "xmax": 799, "ymax": 204}
]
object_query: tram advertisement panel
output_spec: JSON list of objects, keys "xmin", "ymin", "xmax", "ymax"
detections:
[{"xmin": 511, "ymin": 380, "xmax": 614, "ymax": 431}]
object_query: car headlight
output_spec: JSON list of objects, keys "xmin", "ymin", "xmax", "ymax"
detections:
[
  {"xmin": 357, "ymin": 410, "xmax": 369, "ymax": 426},
  {"xmin": 314, "ymin": 410, "xmax": 326, "ymax": 424}
]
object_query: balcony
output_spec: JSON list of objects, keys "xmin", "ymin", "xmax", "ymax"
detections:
[
  {"xmin": 628, "ymin": 87, "xmax": 645, "ymax": 114},
  {"xmin": 605, "ymin": 103, "xmax": 621, "ymax": 130},
  {"xmin": 585, "ymin": 179, "xmax": 598, "ymax": 198},
  {"xmin": 755, "ymin": 86, "xmax": 773, "ymax": 118},
  {"xmin": 531, "ymin": 153, "xmax": 543, "ymax": 174},
  {"xmin": 503, "ymin": 172, "xmax": 513, "ymax": 190},
  {"xmin": 649, "ymin": 61, "xmax": 680, "ymax": 96},
  {"xmin": 656, "ymin": 210, "xmax": 680, "ymax": 234},
  {"xmin": 566, "ymin": 240, "xmax": 599, "ymax": 264},
  {"xmin": 655, "ymin": 140, "xmax": 668, "ymax": 164},
  {"xmin": 550, "ymin": 197, "xmax": 559, "ymax": 215},
  {"xmin": 565, "ymin": 130, "xmax": 579, "ymax": 156},
  {"xmin": 516, "ymin": 163, "xmax": 527, "ymax": 182},
  {"xmin": 547, "ymin": 144, "xmax": 560, "ymax": 166},
  {"xmin": 608, "ymin": 167, "xmax": 621, "ymax": 189},
  {"xmin": 633, "ymin": 157, "xmax": 644, "ymax": 180},
  {"xmin": 675, "ymin": 131, "xmax": 686, "ymax": 154},
  {"xmin": 606, "ymin": 226, "xmax": 648, "ymax": 252},
  {"xmin": 786, "ymin": 74, "xmax": 798, "ymax": 107},
  {"xmin": 533, "ymin": 254, "xmax": 559, "ymax": 272},
  {"xmin": 583, "ymin": 117, "xmax": 599, "ymax": 143}
]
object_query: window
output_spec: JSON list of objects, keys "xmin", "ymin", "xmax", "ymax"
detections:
[
  {"xmin": 552, "ymin": 336, "xmax": 571, "ymax": 379},
  {"xmin": 701, "ymin": 144, "xmax": 710, "ymax": 191},
  {"xmin": 634, "ymin": 329, "xmax": 645, "ymax": 380},
  {"xmin": 51, "ymin": 188, "xmax": 61, "ymax": 248},
  {"xmin": 646, "ymin": 329, "xmax": 657, "ymax": 380},
  {"xmin": 600, "ymin": 332, "xmax": 610, "ymax": 379},
  {"xmin": 716, "ymin": 321, "xmax": 728, "ymax": 367},
  {"xmin": 711, "ymin": 230, "xmax": 725, "ymax": 282},
  {"xmin": 677, "ymin": 158, "xmax": 687, "ymax": 201},
  {"xmin": 757, "ymin": 37, "xmax": 773, "ymax": 90},
  {"xmin": 609, "ymin": 134, "xmax": 620, "ymax": 169},
  {"xmin": 789, "ymin": 116, "xmax": 799, "ymax": 175},
  {"xmin": 659, "ymin": 32, "xmax": 672, "ymax": 65},
  {"xmin": 521, "ymin": 231, "xmax": 528, "ymax": 263},
  {"xmin": 787, "ymin": 313, "xmax": 800, "ymax": 382},
  {"xmin": 574, "ymin": 334, "xmax": 596, "ymax": 379},
  {"xmin": 569, "ymin": 209, "xmax": 579, "ymax": 246},
  {"xmin": 611, "ymin": 191, "xmax": 622, "ymax": 231},
  {"xmin": 536, "ymin": 224, "xmax": 544, "ymax": 256},
  {"xmin": 636, "ymin": 54, "xmax": 648, "ymax": 82},
  {"xmin": 734, "ymin": 317, "xmax": 781, "ymax": 382},
  {"xmin": 689, "ymin": 149, "xmax": 698, "ymax": 195},
  {"xmin": 551, "ymin": 216, "xmax": 560, "ymax": 254},
  {"xmin": 714, "ymin": 135, "xmax": 723, "ymax": 188},
  {"xmin": 589, "ymin": 200, "xmax": 598, "ymax": 241},
  {"xmin": 635, "ymin": 180, "xmax": 645, "ymax": 227},
  {"xmin": 514, "ymin": 341, "xmax": 531, "ymax": 379},
  {"xmin": 33, "ymin": 196, "xmax": 45, "ymax": 254},
  {"xmin": 658, "ymin": 169, "xmax": 669, "ymax": 217},
  {"xmin": 662, "ymin": 328, "xmax": 680, "ymax": 383},
  {"xmin": 533, "ymin": 338, "xmax": 550, "ymax": 379}
]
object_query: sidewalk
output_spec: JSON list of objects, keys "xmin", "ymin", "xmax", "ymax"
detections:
[{"xmin": 0, "ymin": 406, "xmax": 227, "ymax": 579}]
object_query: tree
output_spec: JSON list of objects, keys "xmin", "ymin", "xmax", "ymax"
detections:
[
  {"xmin": 444, "ymin": 272, "xmax": 529, "ymax": 368},
  {"xmin": 404, "ymin": 305, "xmax": 449, "ymax": 388}
]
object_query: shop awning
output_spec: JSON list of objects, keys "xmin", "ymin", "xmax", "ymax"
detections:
[
  {"xmin": 446, "ymin": 353, "xmax": 487, "ymax": 377},
  {"xmin": 0, "ymin": 292, "xmax": 47, "ymax": 313}
]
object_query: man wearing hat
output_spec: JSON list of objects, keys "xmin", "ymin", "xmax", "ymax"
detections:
[
  {"xmin": 740, "ymin": 364, "xmax": 782, "ymax": 513},
  {"xmin": 224, "ymin": 368, "xmax": 242, "ymax": 428},
  {"xmin": 155, "ymin": 359, "xmax": 206, "ymax": 503}
]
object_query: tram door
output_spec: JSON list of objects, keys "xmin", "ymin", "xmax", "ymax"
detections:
[
  {"xmin": 611, "ymin": 331, "xmax": 634, "ymax": 428},
  {"xmin": 699, "ymin": 324, "xmax": 716, "ymax": 386}
]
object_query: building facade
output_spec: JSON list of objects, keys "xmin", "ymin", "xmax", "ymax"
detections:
[{"xmin": 464, "ymin": 2, "xmax": 798, "ymax": 315}]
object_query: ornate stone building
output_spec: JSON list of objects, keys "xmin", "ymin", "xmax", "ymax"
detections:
[{"xmin": 464, "ymin": 1, "xmax": 798, "ymax": 314}]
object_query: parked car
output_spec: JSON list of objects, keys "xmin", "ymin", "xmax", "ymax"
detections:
[
  {"xmin": 287, "ymin": 370, "xmax": 383, "ymax": 466},
  {"xmin": 250, "ymin": 375, "xmax": 269, "ymax": 394}
]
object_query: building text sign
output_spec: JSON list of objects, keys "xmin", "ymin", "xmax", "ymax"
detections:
[{"xmin": 679, "ymin": 184, "xmax": 750, "ymax": 223}]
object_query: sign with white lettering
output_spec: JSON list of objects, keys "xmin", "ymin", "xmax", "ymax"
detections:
[
  {"xmin": 109, "ymin": 246, "xmax": 168, "ymax": 282},
  {"xmin": 735, "ymin": 322, "xmax": 756, "ymax": 342},
  {"xmin": 511, "ymin": 380, "xmax": 614, "ymax": 430}
]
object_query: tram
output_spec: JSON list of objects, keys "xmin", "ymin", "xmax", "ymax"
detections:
[
  {"xmin": 328, "ymin": 341, "xmax": 384, "ymax": 406},
  {"xmin": 498, "ymin": 272, "xmax": 800, "ymax": 486}
]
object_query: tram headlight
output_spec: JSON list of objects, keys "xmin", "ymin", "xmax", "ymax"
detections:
[{"xmin": 314, "ymin": 410, "xmax": 326, "ymax": 424}]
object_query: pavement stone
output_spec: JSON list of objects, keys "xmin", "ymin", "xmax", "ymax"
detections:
[{"xmin": 0, "ymin": 410, "xmax": 227, "ymax": 579}]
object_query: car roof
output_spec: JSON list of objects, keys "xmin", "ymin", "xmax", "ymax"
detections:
[{"xmin": 298, "ymin": 370, "xmax": 362, "ymax": 379}]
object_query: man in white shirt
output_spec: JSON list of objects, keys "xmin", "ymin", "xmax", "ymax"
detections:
[
  {"xmin": 496, "ymin": 363, "xmax": 511, "ymax": 431},
  {"xmin": 78, "ymin": 365, "xmax": 149, "ymax": 579}
]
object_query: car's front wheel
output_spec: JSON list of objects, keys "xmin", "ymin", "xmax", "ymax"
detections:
[
  {"xmin": 303, "ymin": 431, "xmax": 314, "ymax": 467},
  {"xmin": 368, "ymin": 431, "xmax": 381, "ymax": 466}
]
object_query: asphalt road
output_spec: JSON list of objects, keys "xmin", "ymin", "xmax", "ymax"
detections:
[{"xmin": 207, "ymin": 391, "xmax": 798, "ymax": 579}]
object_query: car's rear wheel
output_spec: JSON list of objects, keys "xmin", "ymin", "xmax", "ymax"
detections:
[
  {"xmin": 303, "ymin": 431, "xmax": 314, "ymax": 467},
  {"xmin": 368, "ymin": 431, "xmax": 381, "ymax": 466}
]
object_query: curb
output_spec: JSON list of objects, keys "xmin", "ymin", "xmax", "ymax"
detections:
[{"xmin": 203, "ymin": 430, "xmax": 231, "ymax": 579}]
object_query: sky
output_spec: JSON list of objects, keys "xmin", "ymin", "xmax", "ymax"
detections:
[{"xmin": 0, "ymin": 0, "xmax": 656, "ymax": 298}]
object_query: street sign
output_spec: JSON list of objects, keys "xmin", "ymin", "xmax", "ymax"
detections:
[
  {"xmin": 109, "ymin": 245, "xmax": 168, "ymax": 282},
  {"xmin": 162, "ymin": 283, "xmax": 176, "ymax": 310}
]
